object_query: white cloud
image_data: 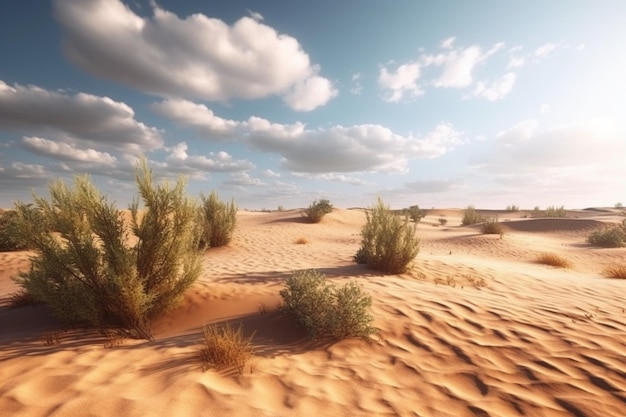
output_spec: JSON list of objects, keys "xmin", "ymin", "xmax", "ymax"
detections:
[
  {"xmin": 224, "ymin": 172, "xmax": 265, "ymax": 187},
  {"xmin": 350, "ymin": 72, "xmax": 363, "ymax": 95},
  {"xmin": 246, "ymin": 9, "xmax": 263, "ymax": 21},
  {"xmin": 507, "ymin": 56, "xmax": 525, "ymax": 69},
  {"xmin": 165, "ymin": 142, "xmax": 254, "ymax": 173},
  {"xmin": 440, "ymin": 36, "xmax": 456, "ymax": 49},
  {"xmin": 0, "ymin": 80, "xmax": 163, "ymax": 153},
  {"xmin": 540, "ymin": 103, "xmax": 550, "ymax": 113},
  {"xmin": 155, "ymin": 99, "xmax": 465, "ymax": 173},
  {"xmin": 404, "ymin": 178, "xmax": 461, "ymax": 193},
  {"xmin": 471, "ymin": 72, "xmax": 516, "ymax": 101},
  {"xmin": 53, "ymin": 0, "xmax": 335, "ymax": 111},
  {"xmin": 378, "ymin": 63, "xmax": 423, "ymax": 102},
  {"xmin": 262, "ymin": 169, "xmax": 281, "ymax": 178},
  {"xmin": 21, "ymin": 136, "xmax": 117, "ymax": 165},
  {"xmin": 432, "ymin": 46, "xmax": 483, "ymax": 88},
  {"xmin": 534, "ymin": 43, "xmax": 557, "ymax": 58},
  {"xmin": 293, "ymin": 172, "xmax": 368, "ymax": 186}
]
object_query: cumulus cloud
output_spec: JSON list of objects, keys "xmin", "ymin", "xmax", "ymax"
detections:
[
  {"xmin": 155, "ymin": 99, "xmax": 465, "ymax": 173},
  {"xmin": 21, "ymin": 136, "xmax": 117, "ymax": 166},
  {"xmin": 432, "ymin": 46, "xmax": 485, "ymax": 88},
  {"xmin": 224, "ymin": 172, "xmax": 265, "ymax": 187},
  {"xmin": 165, "ymin": 142, "xmax": 254, "ymax": 173},
  {"xmin": 471, "ymin": 72, "xmax": 516, "ymax": 101},
  {"xmin": 0, "ymin": 80, "xmax": 162, "ymax": 153},
  {"xmin": 53, "ymin": 0, "xmax": 335, "ymax": 111},
  {"xmin": 378, "ymin": 63, "xmax": 423, "ymax": 102}
]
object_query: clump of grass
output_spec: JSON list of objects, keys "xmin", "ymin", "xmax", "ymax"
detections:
[
  {"xmin": 481, "ymin": 217, "xmax": 503, "ymax": 235},
  {"xmin": 535, "ymin": 252, "xmax": 572, "ymax": 268},
  {"xmin": 294, "ymin": 237, "xmax": 308, "ymax": 244},
  {"xmin": 462, "ymin": 205, "xmax": 483, "ymax": 226},
  {"xmin": 505, "ymin": 204, "xmax": 520, "ymax": 212},
  {"xmin": 199, "ymin": 323, "xmax": 255, "ymax": 374},
  {"xmin": 280, "ymin": 269, "xmax": 377, "ymax": 340},
  {"xmin": 603, "ymin": 265, "xmax": 626, "ymax": 279},
  {"xmin": 199, "ymin": 191, "xmax": 237, "ymax": 248},
  {"xmin": 355, "ymin": 197, "xmax": 419, "ymax": 274},
  {"xmin": 302, "ymin": 199, "xmax": 333, "ymax": 223},
  {"xmin": 587, "ymin": 220, "xmax": 626, "ymax": 248},
  {"xmin": 42, "ymin": 331, "xmax": 61, "ymax": 346}
]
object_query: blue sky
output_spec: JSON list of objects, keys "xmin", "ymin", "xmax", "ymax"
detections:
[{"xmin": 1, "ymin": 0, "xmax": 625, "ymax": 210}]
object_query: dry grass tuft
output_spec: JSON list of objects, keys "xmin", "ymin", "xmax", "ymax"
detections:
[
  {"xmin": 42, "ymin": 331, "xmax": 61, "ymax": 346},
  {"xmin": 199, "ymin": 323, "xmax": 255, "ymax": 374},
  {"xmin": 535, "ymin": 252, "xmax": 572, "ymax": 268},
  {"xmin": 294, "ymin": 237, "xmax": 308, "ymax": 244},
  {"xmin": 603, "ymin": 265, "xmax": 626, "ymax": 279}
]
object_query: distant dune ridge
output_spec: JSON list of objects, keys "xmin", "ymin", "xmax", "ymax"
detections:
[{"xmin": 1, "ymin": 207, "xmax": 625, "ymax": 417}]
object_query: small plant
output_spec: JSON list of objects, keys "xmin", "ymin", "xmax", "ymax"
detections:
[
  {"xmin": 405, "ymin": 205, "xmax": 426, "ymax": 223},
  {"xmin": 587, "ymin": 220, "xmax": 626, "ymax": 248},
  {"xmin": 462, "ymin": 205, "xmax": 483, "ymax": 226},
  {"xmin": 544, "ymin": 205, "xmax": 567, "ymax": 217},
  {"xmin": 199, "ymin": 322, "xmax": 255, "ymax": 374},
  {"xmin": 535, "ymin": 252, "xmax": 572, "ymax": 268},
  {"xmin": 302, "ymin": 199, "xmax": 333, "ymax": 223},
  {"xmin": 199, "ymin": 191, "xmax": 237, "ymax": 248},
  {"xmin": 505, "ymin": 204, "xmax": 520, "ymax": 212},
  {"xmin": 355, "ymin": 197, "xmax": 419, "ymax": 274},
  {"xmin": 481, "ymin": 217, "xmax": 503, "ymax": 235},
  {"xmin": 438, "ymin": 217, "xmax": 448, "ymax": 226},
  {"xmin": 294, "ymin": 237, "xmax": 308, "ymax": 244},
  {"xmin": 279, "ymin": 269, "xmax": 377, "ymax": 340},
  {"xmin": 603, "ymin": 265, "xmax": 626, "ymax": 279},
  {"xmin": 277, "ymin": 205, "xmax": 285, "ymax": 212},
  {"xmin": 0, "ymin": 210, "xmax": 30, "ymax": 251},
  {"xmin": 42, "ymin": 331, "xmax": 61, "ymax": 346}
]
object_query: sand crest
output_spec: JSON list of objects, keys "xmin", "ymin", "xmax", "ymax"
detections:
[{"xmin": 1, "ymin": 208, "xmax": 625, "ymax": 417}]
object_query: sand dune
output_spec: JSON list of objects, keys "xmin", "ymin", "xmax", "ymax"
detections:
[{"xmin": 1, "ymin": 208, "xmax": 625, "ymax": 417}]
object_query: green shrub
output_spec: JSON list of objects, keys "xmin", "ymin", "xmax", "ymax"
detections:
[
  {"xmin": 505, "ymin": 204, "xmax": 520, "ymax": 213},
  {"xmin": 481, "ymin": 216, "xmax": 503, "ymax": 235},
  {"xmin": 199, "ymin": 191, "xmax": 237, "ymax": 248},
  {"xmin": 438, "ymin": 217, "xmax": 448, "ymax": 226},
  {"xmin": 302, "ymin": 199, "xmax": 333, "ymax": 223},
  {"xmin": 355, "ymin": 197, "xmax": 419, "ymax": 274},
  {"xmin": 587, "ymin": 220, "xmax": 626, "ymax": 248},
  {"xmin": 405, "ymin": 205, "xmax": 426, "ymax": 223},
  {"xmin": 0, "ymin": 210, "xmax": 29, "ymax": 251},
  {"xmin": 199, "ymin": 322, "xmax": 254, "ymax": 374},
  {"xmin": 462, "ymin": 205, "xmax": 483, "ymax": 226},
  {"xmin": 11, "ymin": 159, "xmax": 201, "ymax": 340},
  {"xmin": 544, "ymin": 205, "xmax": 567, "ymax": 217},
  {"xmin": 279, "ymin": 269, "xmax": 376, "ymax": 340}
]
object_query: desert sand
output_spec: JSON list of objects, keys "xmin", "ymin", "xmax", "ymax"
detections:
[{"xmin": 1, "ymin": 207, "xmax": 625, "ymax": 417}]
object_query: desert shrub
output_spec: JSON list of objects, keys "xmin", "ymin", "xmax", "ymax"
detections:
[
  {"xmin": 530, "ymin": 206, "xmax": 544, "ymax": 218},
  {"xmin": 481, "ymin": 217, "xmax": 503, "ymax": 235},
  {"xmin": 279, "ymin": 269, "xmax": 376, "ymax": 340},
  {"xmin": 615, "ymin": 202, "xmax": 623, "ymax": 209},
  {"xmin": 535, "ymin": 252, "xmax": 572, "ymax": 268},
  {"xmin": 438, "ymin": 217, "xmax": 448, "ymax": 226},
  {"xmin": 294, "ymin": 237, "xmax": 308, "ymax": 244},
  {"xmin": 302, "ymin": 199, "xmax": 333, "ymax": 223},
  {"xmin": 462, "ymin": 205, "xmax": 483, "ymax": 226},
  {"xmin": 603, "ymin": 265, "xmax": 626, "ymax": 279},
  {"xmin": 587, "ymin": 220, "xmax": 626, "ymax": 248},
  {"xmin": 199, "ymin": 322, "xmax": 255, "ymax": 374},
  {"xmin": 405, "ymin": 205, "xmax": 426, "ymax": 223},
  {"xmin": 505, "ymin": 204, "xmax": 520, "ymax": 212},
  {"xmin": 199, "ymin": 191, "xmax": 237, "ymax": 248},
  {"xmin": 355, "ymin": 197, "xmax": 419, "ymax": 274},
  {"xmin": 11, "ymin": 159, "xmax": 202, "ymax": 340},
  {"xmin": 544, "ymin": 205, "xmax": 567, "ymax": 217},
  {"xmin": 0, "ymin": 210, "xmax": 30, "ymax": 251}
]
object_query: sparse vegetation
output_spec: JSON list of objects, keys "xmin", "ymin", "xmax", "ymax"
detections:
[
  {"xmin": 199, "ymin": 322, "xmax": 254, "ymax": 374},
  {"xmin": 505, "ymin": 204, "xmax": 520, "ymax": 213},
  {"xmin": 544, "ymin": 205, "xmax": 567, "ymax": 217},
  {"xmin": 302, "ymin": 199, "xmax": 333, "ymax": 223},
  {"xmin": 603, "ymin": 265, "xmax": 626, "ymax": 279},
  {"xmin": 11, "ymin": 159, "xmax": 202, "ymax": 340},
  {"xmin": 438, "ymin": 217, "xmax": 448, "ymax": 226},
  {"xmin": 615, "ymin": 202, "xmax": 623, "ymax": 209},
  {"xmin": 294, "ymin": 237, "xmax": 308, "ymax": 244},
  {"xmin": 0, "ymin": 210, "xmax": 30, "ymax": 251},
  {"xmin": 405, "ymin": 205, "xmax": 426, "ymax": 223},
  {"xmin": 481, "ymin": 217, "xmax": 503, "ymax": 235},
  {"xmin": 7, "ymin": 290, "xmax": 38, "ymax": 309},
  {"xmin": 462, "ymin": 205, "xmax": 483, "ymax": 226},
  {"xmin": 199, "ymin": 191, "xmax": 237, "ymax": 248},
  {"xmin": 279, "ymin": 269, "xmax": 377, "ymax": 340},
  {"xmin": 355, "ymin": 197, "xmax": 420, "ymax": 274},
  {"xmin": 587, "ymin": 220, "xmax": 626, "ymax": 248},
  {"xmin": 535, "ymin": 252, "xmax": 572, "ymax": 268}
]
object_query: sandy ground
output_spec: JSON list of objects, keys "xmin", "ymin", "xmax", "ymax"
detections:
[{"xmin": 1, "ymin": 207, "xmax": 625, "ymax": 417}]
